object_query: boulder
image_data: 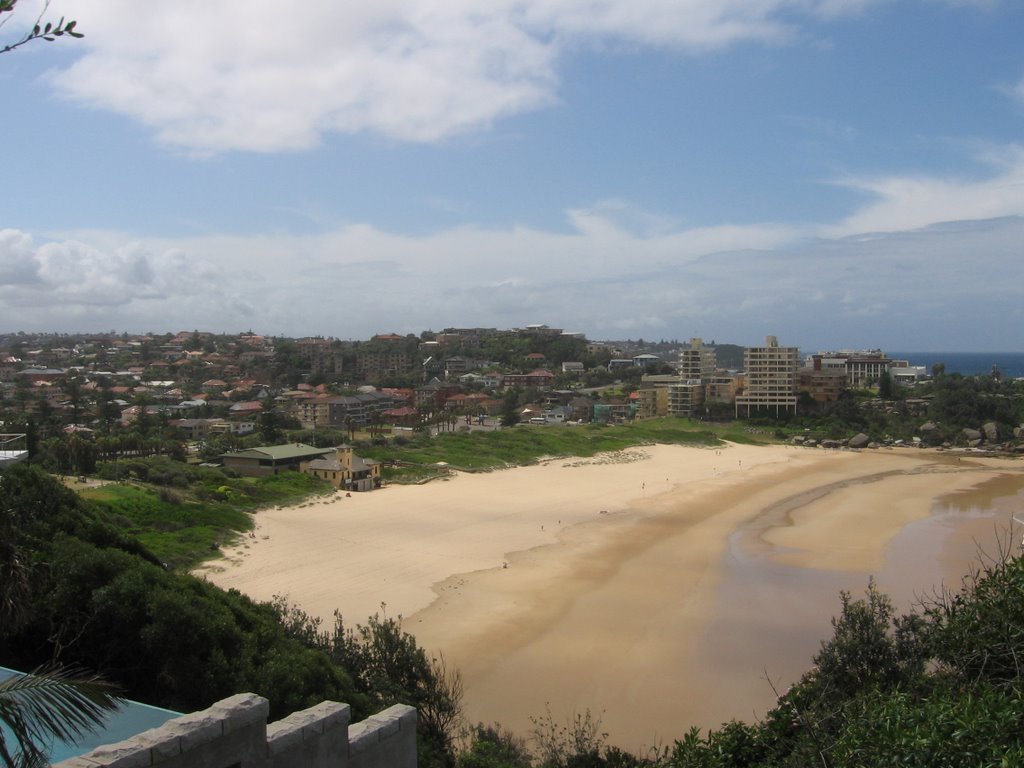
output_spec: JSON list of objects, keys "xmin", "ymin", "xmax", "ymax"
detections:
[
  {"xmin": 962, "ymin": 428, "xmax": 982, "ymax": 442},
  {"xmin": 848, "ymin": 433, "xmax": 871, "ymax": 449},
  {"xmin": 983, "ymin": 422, "xmax": 999, "ymax": 442}
]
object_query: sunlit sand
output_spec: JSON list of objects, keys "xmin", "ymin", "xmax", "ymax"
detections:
[{"xmin": 196, "ymin": 443, "xmax": 1023, "ymax": 750}]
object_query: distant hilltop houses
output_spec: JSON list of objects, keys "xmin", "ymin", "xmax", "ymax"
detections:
[{"xmin": 0, "ymin": 326, "xmax": 937, "ymax": 466}]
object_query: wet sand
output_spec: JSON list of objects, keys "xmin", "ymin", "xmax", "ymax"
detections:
[{"xmin": 196, "ymin": 443, "xmax": 1024, "ymax": 750}]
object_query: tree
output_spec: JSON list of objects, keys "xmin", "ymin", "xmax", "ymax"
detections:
[
  {"xmin": 457, "ymin": 723, "xmax": 532, "ymax": 768},
  {"xmin": 877, "ymin": 371, "xmax": 894, "ymax": 400},
  {"xmin": 0, "ymin": 666, "xmax": 120, "ymax": 768},
  {"xmin": 258, "ymin": 400, "xmax": 283, "ymax": 443},
  {"xmin": 1, "ymin": 1, "xmax": 82, "ymax": 55},
  {"xmin": 500, "ymin": 390, "xmax": 521, "ymax": 427}
]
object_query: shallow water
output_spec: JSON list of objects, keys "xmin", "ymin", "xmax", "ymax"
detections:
[{"xmin": 695, "ymin": 471, "xmax": 1024, "ymax": 731}]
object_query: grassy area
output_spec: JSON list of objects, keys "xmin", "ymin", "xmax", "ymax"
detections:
[
  {"xmin": 80, "ymin": 471, "xmax": 332, "ymax": 570},
  {"xmin": 71, "ymin": 420, "xmax": 772, "ymax": 567},
  {"xmin": 363, "ymin": 418, "xmax": 773, "ymax": 480}
]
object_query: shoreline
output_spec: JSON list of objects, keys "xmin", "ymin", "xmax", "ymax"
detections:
[{"xmin": 196, "ymin": 444, "xmax": 1023, "ymax": 749}]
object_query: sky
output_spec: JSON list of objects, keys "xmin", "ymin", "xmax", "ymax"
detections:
[{"xmin": 2, "ymin": 0, "xmax": 1023, "ymax": 351}]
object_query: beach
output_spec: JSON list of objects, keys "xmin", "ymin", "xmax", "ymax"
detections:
[{"xmin": 197, "ymin": 443, "xmax": 1024, "ymax": 750}]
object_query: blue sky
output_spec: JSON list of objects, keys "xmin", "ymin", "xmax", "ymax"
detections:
[{"xmin": 2, "ymin": 0, "xmax": 1023, "ymax": 350}]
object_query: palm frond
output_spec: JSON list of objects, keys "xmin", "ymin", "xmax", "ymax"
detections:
[{"xmin": 0, "ymin": 665, "xmax": 122, "ymax": 768}]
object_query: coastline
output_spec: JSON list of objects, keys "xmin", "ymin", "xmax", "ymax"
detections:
[{"xmin": 196, "ymin": 443, "xmax": 1023, "ymax": 749}]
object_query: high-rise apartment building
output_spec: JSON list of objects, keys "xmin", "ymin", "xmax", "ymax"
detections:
[
  {"xmin": 735, "ymin": 335, "xmax": 799, "ymax": 416},
  {"xmin": 676, "ymin": 338, "xmax": 716, "ymax": 382}
]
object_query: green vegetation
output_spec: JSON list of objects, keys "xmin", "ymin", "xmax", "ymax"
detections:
[
  {"xmin": 362, "ymin": 419, "xmax": 766, "ymax": 480},
  {"xmin": 0, "ymin": 464, "xmax": 459, "ymax": 766},
  {"xmin": 76, "ymin": 457, "xmax": 332, "ymax": 570},
  {"xmin": 775, "ymin": 371, "xmax": 1024, "ymax": 446},
  {"xmin": 44, "ymin": 421, "xmax": 767, "ymax": 569}
]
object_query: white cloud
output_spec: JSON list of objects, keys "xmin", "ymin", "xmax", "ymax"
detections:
[
  {"xmin": 10, "ymin": 209, "xmax": 1023, "ymax": 350},
  {"xmin": 823, "ymin": 144, "xmax": 1024, "ymax": 236},
  {"xmin": 45, "ymin": 0, "xmax": 884, "ymax": 154},
  {"xmin": 0, "ymin": 230, "xmax": 229, "ymax": 313}
]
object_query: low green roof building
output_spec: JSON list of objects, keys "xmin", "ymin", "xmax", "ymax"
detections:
[{"xmin": 220, "ymin": 442, "xmax": 334, "ymax": 477}]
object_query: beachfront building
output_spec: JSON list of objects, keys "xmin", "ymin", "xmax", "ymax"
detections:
[
  {"xmin": 301, "ymin": 444, "xmax": 382, "ymax": 491},
  {"xmin": 706, "ymin": 372, "xmax": 743, "ymax": 404},
  {"xmin": 668, "ymin": 380, "xmax": 705, "ymax": 418},
  {"xmin": 221, "ymin": 443, "xmax": 334, "ymax": 477},
  {"xmin": 736, "ymin": 336, "xmax": 799, "ymax": 416},
  {"xmin": 636, "ymin": 341, "xmax": 718, "ymax": 419},
  {"xmin": 798, "ymin": 366, "xmax": 847, "ymax": 402},
  {"xmin": 635, "ymin": 384, "xmax": 670, "ymax": 418}
]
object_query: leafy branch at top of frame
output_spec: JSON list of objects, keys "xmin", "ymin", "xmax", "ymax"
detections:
[{"xmin": 1, "ymin": 1, "xmax": 82, "ymax": 55}]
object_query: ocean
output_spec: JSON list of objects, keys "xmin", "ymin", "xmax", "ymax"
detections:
[{"xmin": 887, "ymin": 352, "xmax": 1024, "ymax": 379}]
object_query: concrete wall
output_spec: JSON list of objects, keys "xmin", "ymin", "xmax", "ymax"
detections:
[{"xmin": 54, "ymin": 695, "xmax": 416, "ymax": 768}]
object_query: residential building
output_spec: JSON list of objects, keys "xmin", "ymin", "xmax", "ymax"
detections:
[
  {"xmin": 798, "ymin": 367, "xmax": 847, "ymax": 402},
  {"xmin": 593, "ymin": 398, "xmax": 635, "ymax": 423},
  {"xmin": 296, "ymin": 337, "xmax": 345, "ymax": 376},
  {"xmin": 635, "ymin": 385, "xmax": 670, "ymax": 419},
  {"xmin": 706, "ymin": 373, "xmax": 742, "ymax": 404},
  {"xmin": 668, "ymin": 380, "xmax": 705, "ymax": 418},
  {"xmin": 632, "ymin": 353, "xmax": 661, "ymax": 368},
  {"xmin": 502, "ymin": 369, "xmax": 556, "ymax": 389},
  {"xmin": 677, "ymin": 338, "xmax": 716, "ymax": 382},
  {"xmin": 736, "ymin": 336, "xmax": 799, "ymax": 416}
]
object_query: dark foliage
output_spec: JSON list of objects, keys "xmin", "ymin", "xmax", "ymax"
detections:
[{"xmin": 0, "ymin": 464, "xmax": 360, "ymax": 722}]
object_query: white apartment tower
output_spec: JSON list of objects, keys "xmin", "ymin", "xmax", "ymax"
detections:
[{"xmin": 736, "ymin": 335, "xmax": 799, "ymax": 416}]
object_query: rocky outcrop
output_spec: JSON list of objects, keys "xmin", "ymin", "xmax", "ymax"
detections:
[
  {"xmin": 848, "ymin": 433, "xmax": 871, "ymax": 449},
  {"xmin": 962, "ymin": 428, "xmax": 982, "ymax": 443}
]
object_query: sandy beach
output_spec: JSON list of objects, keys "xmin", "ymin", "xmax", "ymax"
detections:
[{"xmin": 197, "ymin": 442, "xmax": 1024, "ymax": 750}]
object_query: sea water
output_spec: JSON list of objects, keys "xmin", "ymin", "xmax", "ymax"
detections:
[{"xmin": 888, "ymin": 352, "xmax": 1024, "ymax": 379}]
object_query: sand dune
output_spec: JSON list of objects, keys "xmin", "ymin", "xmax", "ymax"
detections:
[{"xmin": 196, "ymin": 443, "xmax": 1024, "ymax": 750}]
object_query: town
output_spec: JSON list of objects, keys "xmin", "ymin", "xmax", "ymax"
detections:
[{"xmin": 0, "ymin": 325, "xmax": 947, "ymax": 475}]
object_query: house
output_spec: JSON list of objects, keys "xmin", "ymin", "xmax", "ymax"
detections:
[
  {"xmin": 300, "ymin": 445, "xmax": 382, "ymax": 491},
  {"xmin": 502, "ymin": 369, "xmax": 555, "ymax": 390},
  {"xmin": 382, "ymin": 406, "xmax": 419, "ymax": 427},
  {"xmin": 169, "ymin": 418, "xmax": 223, "ymax": 441},
  {"xmin": 229, "ymin": 400, "xmax": 265, "ymax": 419},
  {"xmin": 221, "ymin": 443, "xmax": 334, "ymax": 477}
]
